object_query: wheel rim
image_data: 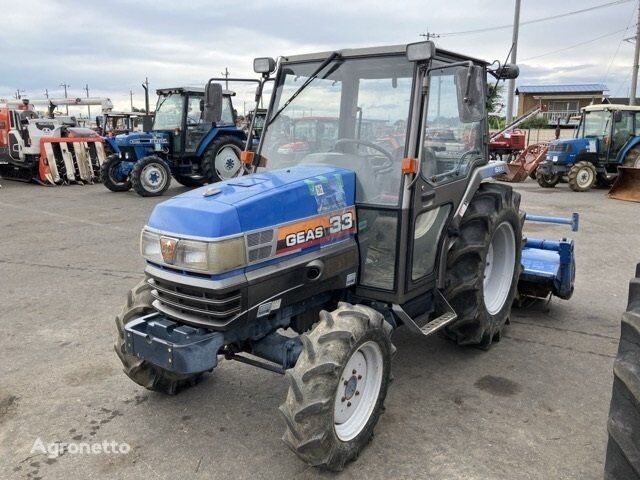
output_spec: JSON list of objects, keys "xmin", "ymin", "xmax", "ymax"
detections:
[
  {"xmin": 483, "ymin": 221, "xmax": 516, "ymax": 315},
  {"xmin": 333, "ymin": 341, "xmax": 384, "ymax": 442},
  {"xmin": 576, "ymin": 167, "xmax": 594, "ymax": 188},
  {"xmin": 214, "ymin": 145, "xmax": 242, "ymax": 180},
  {"xmin": 140, "ymin": 163, "xmax": 167, "ymax": 193}
]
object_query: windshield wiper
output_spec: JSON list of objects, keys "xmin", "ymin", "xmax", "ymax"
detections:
[{"xmin": 267, "ymin": 51, "xmax": 341, "ymax": 127}]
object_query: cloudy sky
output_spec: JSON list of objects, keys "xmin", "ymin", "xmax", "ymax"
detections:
[{"xmin": 0, "ymin": 0, "xmax": 636, "ymax": 115}]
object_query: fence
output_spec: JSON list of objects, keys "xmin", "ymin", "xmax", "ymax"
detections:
[{"xmin": 524, "ymin": 128, "xmax": 575, "ymax": 146}]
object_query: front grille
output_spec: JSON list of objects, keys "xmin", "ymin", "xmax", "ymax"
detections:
[
  {"xmin": 246, "ymin": 228, "xmax": 275, "ymax": 263},
  {"xmin": 148, "ymin": 276, "xmax": 242, "ymax": 327},
  {"xmin": 119, "ymin": 146, "xmax": 136, "ymax": 159}
]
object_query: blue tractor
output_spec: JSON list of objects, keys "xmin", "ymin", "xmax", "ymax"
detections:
[
  {"xmin": 536, "ymin": 104, "xmax": 640, "ymax": 191},
  {"xmin": 113, "ymin": 43, "xmax": 578, "ymax": 470},
  {"xmin": 101, "ymin": 82, "xmax": 256, "ymax": 196}
]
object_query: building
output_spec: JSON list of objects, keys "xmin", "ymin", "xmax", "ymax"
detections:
[{"xmin": 516, "ymin": 84, "xmax": 608, "ymax": 126}]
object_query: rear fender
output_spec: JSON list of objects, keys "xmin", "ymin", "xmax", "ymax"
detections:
[
  {"xmin": 195, "ymin": 127, "xmax": 246, "ymax": 157},
  {"xmin": 616, "ymin": 136, "xmax": 640, "ymax": 163}
]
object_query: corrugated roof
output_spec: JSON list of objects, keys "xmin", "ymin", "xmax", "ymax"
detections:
[{"xmin": 516, "ymin": 84, "xmax": 608, "ymax": 94}]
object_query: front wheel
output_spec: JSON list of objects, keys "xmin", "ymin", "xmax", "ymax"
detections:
[
  {"xmin": 130, "ymin": 156, "xmax": 172, "ymax": 197},
  {"xmin": 114, "ymin": 280, "xmax": 204, "ymax": 394},
  {"xmin": 280, "ymin": 303, "xmax": 394, "ymax": 471},
  {"xmin": 100, "ymin": 154, "xmax": 131, "ymax": 192},
  {"xmin": 568, "ymin": 161, "xmax": 597, "ymax": 192},
  {"xmin": 536, "ymin": 169, "xmax": 560, "ymax": 188}
]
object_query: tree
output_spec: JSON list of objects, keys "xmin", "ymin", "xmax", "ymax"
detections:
[{"xmin": 487, "ymin": 83, "xmax": 504, "ymax": 114}]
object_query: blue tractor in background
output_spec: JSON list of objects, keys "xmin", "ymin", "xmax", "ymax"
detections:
[
  {"xmin": 536, "ymin": 104, "xmax": 640, "ymax": 191},
  {"xmin": 102, "ymin": 80, "xmax": 257, "ymax": 196}
]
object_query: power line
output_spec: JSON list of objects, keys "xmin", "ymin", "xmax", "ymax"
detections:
[
  {"xmin": 520, "ymin": 27, "xmax": 631, "ymax": 61},
  {"xmin": 425, "ymin": 0, "xmax": 632, "ymax": 38},
  {"xmin": 602, "ymin": 14, "xmax": 637, "ymax": 84}
]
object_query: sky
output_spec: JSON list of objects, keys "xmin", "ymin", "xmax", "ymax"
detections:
[{"xmin": 0, "ymin": 0, "xmax": 637, "ymax": 116}]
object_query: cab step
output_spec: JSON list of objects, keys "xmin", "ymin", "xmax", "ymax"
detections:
[{"xmin": 392, "ymin": 290, "xmax": 457, "ymax": 337}]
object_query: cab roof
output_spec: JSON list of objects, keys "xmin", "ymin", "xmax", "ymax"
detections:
[
  {"xmin": 156, "ymin": 86, "xmax": 234, "ymax": 96},
  {"xmin": 583, "ymin": 104, "xmax": 640, "ymax": 112},
  {"xmin": 282, "ymin": 43, "xmax": 489, "ymax": 66}
]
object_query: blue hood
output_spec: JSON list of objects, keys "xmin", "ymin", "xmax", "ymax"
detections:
[
  {"xmin": 548, "ymin": 137, "xmax": 592, "ymax": 153},
  {"xmin": 115, "ymin": 131, "xmax": 170, "ymax": 147},
  {"xmin": 147, "ymin": 165, "xmax": 357, "ymax": 238}
]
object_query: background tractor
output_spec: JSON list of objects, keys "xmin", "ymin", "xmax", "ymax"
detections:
[
  {"xmin": 113, "ymin": 42, "xmax": 577, "ymax": 471},
  {"xmin": 96, "ymin": 111, "xmax": 153, "ymax": 155},
  {"xmin": 536, "ymin": 104, "xmax": 640, "ymax": 192},
  {"xmin": 101, "ymin": 80, "xmax": 257, "ymax": 196}
]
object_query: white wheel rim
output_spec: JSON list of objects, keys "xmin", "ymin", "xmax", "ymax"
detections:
[
  {"xmin": 214, "ymin": 145, "xmax": 242, "ymax": 180},
  {"xmin": 483, "ymin": 221, "xmax": 516, "ymax": 315},
  {"xmin": 333, "ymin": 341, "xmax": 383, "ymax": 442},
  {"xmin": 576, "ymin": 167, "xmax": 594, "ymax": 188},
  {"xmin": 140, "ymin": 163, "xmax": 167, "ymax": 193}
]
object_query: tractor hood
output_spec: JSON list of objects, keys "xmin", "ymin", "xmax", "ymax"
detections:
[
  {"xmin": 548, "ymin": 137, "xmax": 593, "ymax": 153},
  {"xmin": 115, "ymin": 131, "xmax": 170, "ymax": 147},
  {"xmin": 147, "ymin": 165, "xmax": 357, "ymax": 238}
]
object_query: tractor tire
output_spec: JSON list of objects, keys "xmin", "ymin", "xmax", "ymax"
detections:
[
  {"xmin": 604, "ymin": 264, "xmax": 640, "ymax": 480},
  {"xmin": 624, "ymin": 146, "xmax": 640, "ymax": 168},
  {"xmin": 535, "ymin": 169, "xmax": 560, "ymax": 188},
  {"xmin": 279, "ymin": 303, "xmax": 394, "ymax": 471},
  {"xmin": 528, "ymin": 170, "xmax": 537, "ymax": 180},
  {"xmin": 114, "ymin": 279, "xmax": 204, "ymax": 395},
  {"xmin": 568, "ymin": 161, "xmax": 597, "ymax": 192},
  {"xmin": 131, "ymin": 155, "xmax": 171, "ymax": 197},
  {"xmin": 201, "ymin": 135, "xmax": 245, "ymax": 183},
  {"xmin": 443, "ymin": 182, "xmax": 522, "ymax": 348},
  {"xmin": 101, "ymin": 154, "xmax": 132, "ymax": 192}
]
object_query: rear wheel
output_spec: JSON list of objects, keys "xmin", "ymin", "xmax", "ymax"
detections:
[
  {"xmin": 173, "ymin": 174, "xmax": 206, "ymax": 188},
  {"xmin": 624, "ymin": 146, "xmax": 640, "ymax": 168},
  {"xmin": 568, "ymin": 160, "xmax": 597, "ymax": 192},
  {"xmin": 202, "ymin": 135, "xmax": 245, "ymax": 182},
  {"xmin": 101, "ymin": 154, "xmax": 131, "ymax": 192},
  {"xmin": 444, "ymin": 182, "xmax": 522, "ymax": 347},
  {"xmin": 114, "ymin": 280, "xmax": 204, "ymax": 394},
  {"xmin": 605, "ymin": 264, "xmax": 640, "ymax": 479},
  {"xmin": 131, "ymin": 155, "xmax": 171, "ymax": 197},
  {"xmin": 536, "ymin": 169, "xmax": 560, "ymax": 188},
  {"xmin": 280, "ymin": 303, "xmax": 394, "ymax": 471}
]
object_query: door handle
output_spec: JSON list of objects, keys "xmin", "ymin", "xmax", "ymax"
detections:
[{"xmin": 421, "ymin": 190, "xmax": 435, "ymax": 202}]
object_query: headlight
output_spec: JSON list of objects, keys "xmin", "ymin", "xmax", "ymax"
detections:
[
  {"xmin": 140, "ymin": 230, "xmax": 163, "ymax": 263},
  {"xmin": 140, "ymin": 229, "xmax": 246, "ymax": 273}
]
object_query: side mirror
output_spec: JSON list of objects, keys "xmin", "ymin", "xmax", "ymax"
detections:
[
  {"xmin": 455, "ymin": 65, "xmax": 485, "ymax": 124},
  {"xmin": 203, "ymin": 82, "xmax": 223, "ymax": 124},
  {"xmin": 494, "ymin": 63, "xmax": 519, "ymax": 80},
  {"xmin": 406, "ymin": 41, "xmax": 435, "ymax": 62},
  {"xmin": 613, "ymin": 110, "xmax": 623, "ymax": 123},
  {"xmin": 199, "ymin": 99, "xmax": 205, "ymax": 112}
]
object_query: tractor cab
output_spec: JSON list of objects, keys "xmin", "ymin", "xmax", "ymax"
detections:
[{"xmin": 255, "ymin": 44, "xmax": 492, "ymax": 300}]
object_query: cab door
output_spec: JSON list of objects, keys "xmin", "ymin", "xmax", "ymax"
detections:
[{"xmin": 405, "ymin": 62, "xmax": 486, "ymax": 295}]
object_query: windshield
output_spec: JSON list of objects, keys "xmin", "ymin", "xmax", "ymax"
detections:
[
  {"xmin": 259, "ymin": 55, "xmax": 414, "ymax": 205},
  {"xmin": 581, "ymin": 110, "xmax": 611, "ymax": 138},
  {"xmin": 153, "ymin": 93, "xmax": 184, "ymax": 130}
]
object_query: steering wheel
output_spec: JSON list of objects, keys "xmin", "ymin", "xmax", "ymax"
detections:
[{"xmin": 333, "ymin": 138, "xmax": 395, "ymax": 174}]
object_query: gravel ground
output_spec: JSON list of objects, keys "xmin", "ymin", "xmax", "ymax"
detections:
[{"xmin": 0, "ymin": 178, "xmax": 638, "ymax": 480}]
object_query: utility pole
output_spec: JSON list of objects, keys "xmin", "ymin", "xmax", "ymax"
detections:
[
  {"xmin": 59, "ymin": 83, "xmax": 70, "ymax": 114},
  {"xmin": 84, "ymin": 84, "xmax": 91, "ymax": 118},
  {"xmin": 15, "ymin": 89, "xmax": 25, "ymax": 99},
  {"xmin": 221, "ymin": 67, "xmax": 230, "ymax": 90},
  {"xmin": 505, "ymin": 0, "xmax": 521, "ymax": 124},
  {"xmin": 629, "ymin": 0, "xmax": 640, "ymax": 105},
  {"xmin": 141, "ymin": 77, "xmax": 150, "ymax": 114},
  {"xmin": 44, "ymin": 88, "xmax": 49, "ymax": 99},
  {"xmin": 130, "ymin": 90, "xmax": 135, "ymax": 111}
]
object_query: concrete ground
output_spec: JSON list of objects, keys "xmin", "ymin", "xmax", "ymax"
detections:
[{"xmin": 0, "ymin": 178, "xmax": 638, "ymax": 480}]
